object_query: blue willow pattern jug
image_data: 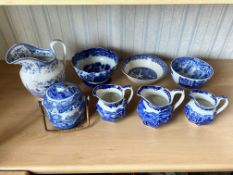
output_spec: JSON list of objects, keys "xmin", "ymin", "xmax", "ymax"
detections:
[
  {"xmin": 137, "ymin": 86, "xmax": 185, "ymax": 128},
  {"xmin": 93, "ymin": 84, "xmax": 134, "ymax": 122},
  {"xmin": 184, "ymin": 90, "xmax": 229, "ymax": 125},
  {"xmin": 5, "ymin": 39, "xmax": 66, "ymax": 98}
]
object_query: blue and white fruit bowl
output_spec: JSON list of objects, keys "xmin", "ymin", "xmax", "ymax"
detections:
[
  {"xmin": 72, "ymin": 48, "xmax": 118, "ymax": 87},
  {"xmin": 121, "ymin": 54, "xmax": 168, "ymax": 85},
  {"xmin": 170, "ymin": 57, "xmax": 214, "ymax": 88}
]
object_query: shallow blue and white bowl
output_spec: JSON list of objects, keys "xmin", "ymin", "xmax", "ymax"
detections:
[
  {"xmin": 42, "ymin": 82, "xmax": 85, "ymax": 130},
  {"xmin": 170, "ymin": 57, "xmax": 214, "ymax": 88},
  {"xmin": 72, "ymin": 48, "xmax": 118, "ymax": 87},
  {"xmin": 121, "ymin": 54, "xmax": 168, "ymax": 85}
]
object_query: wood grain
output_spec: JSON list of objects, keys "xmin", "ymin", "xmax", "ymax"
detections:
[
  {"xmin": 0, "ymin": 171, "xmax": 30, "ymax": 175},
  {"xmin": 0, "ymin": 60, "xmax": 233, "ymax": 173},
  {"xmin": 1, "ymin": 0, "xmax": 233, "ymax": 5}
]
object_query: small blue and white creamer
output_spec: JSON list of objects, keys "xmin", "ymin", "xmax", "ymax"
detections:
[
  {"xmin": 5, "ymin": 39, "xmax": 66, "ymax": 98},
  {"xmin": 137, "ymin": 86, "xmax": 185, "ymax": 128},
  {"xmin": 184, "ymin": 90, "xmax": 229, "ymax": 125},
  {"xmin": 93, "ymin": 84, "xmax": 134, "ymax": 122},
  {"xmin": 42, "ymin": 82, "xmax": 85, "ymax": 130}
]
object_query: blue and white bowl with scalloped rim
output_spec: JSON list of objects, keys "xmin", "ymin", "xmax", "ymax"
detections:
[
  {"xmin": 121, "ymin": 54, "xmax": 168, "ymax": 85},
  {"xmin": 42, "ymin": 82, "xmax": 85, "ymax": 130},
  {"xmin": 72, "ymin": 48, "xmax": 118, "ymax": 87},
  {"xmin": 170, "ymin": 57, "xmax": 214, "ymax": 88}
]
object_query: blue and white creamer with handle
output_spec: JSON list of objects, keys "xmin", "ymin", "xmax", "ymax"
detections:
[
  {"xmin": 137, "ymin": 86, "xmax": 185, "ymax": 128},
  {"xmin": 5, "ymin": 39, "xmax": 66, "ymax": 98},
  {"xmin": 184, "ymin": 90, "xmax": 229, "ymax": 125},
  {"xmin": 93, "ymin": 84, "xmax": 134, "ymax": 122}
]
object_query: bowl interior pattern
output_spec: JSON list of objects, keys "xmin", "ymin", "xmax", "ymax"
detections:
[
  {"xmin": 171, "ymin": 57, "xmax": 214, "ymax": 80},
  {"xmin": 122, "ymin": 55, "xmax": 167, "ymax": 80},
  {"xmin": 72, "ymin": 48, "xmax": 118, "ymax": 74}
]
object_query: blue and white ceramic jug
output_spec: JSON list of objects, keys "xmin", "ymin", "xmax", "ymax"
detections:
[
  {"xmin": 93, "ymin": 84, "xmax": 134, "ymax": 122},
  {"xmin": 5, "ymin": 39, "xmax": 66, "ymax": 98},
  {"xmin": 42, "ymin": 82, "xmax": 85, "ymax": 130},
  {"xmin": 137, "ymin": 86, "xmax": 185, "ymax": 128},
  {"xmin": 184, "ymin": 90, "xmax": 229, "ymax": 125}
]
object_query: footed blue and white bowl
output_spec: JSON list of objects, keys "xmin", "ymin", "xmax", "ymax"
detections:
[
  {"xmin": 121, "ymin": 54, "xmax": 168, "ymax": 85},
  {"xmin": 170, "ymin": 57, "xmax": 214, "ymax": 88},
  {"xmin": 72, "ymin": 48, "xmax": 118, "ymax": 87}
]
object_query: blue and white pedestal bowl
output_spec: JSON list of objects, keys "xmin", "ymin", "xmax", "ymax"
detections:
[
  {"xmin": 121, "ymin": 54, "xmax": 168, "ymax": 85},
  {"xmin": 72, "ymin": 48, "xmax": 118, "ymax": 87},
  {"xmin": 170, "ymin": 57, "xmax": 214, "ymax": 88},
  {"xmin": 42, "ymin": 82, "xmax": 85, "ymax": 130}
]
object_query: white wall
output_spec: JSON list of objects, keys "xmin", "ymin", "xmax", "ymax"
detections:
[{"xmin": 0, "ymin": 5, "xmax": 233, "ymax": 60}]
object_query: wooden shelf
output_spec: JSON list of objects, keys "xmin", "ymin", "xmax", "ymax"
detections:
[
  {"xmin": 0, "ymin": 172, "xmax": 30, "ymax": 175},
  {"xmin": 1, "ymin": 0, "xmax": 233, "ymax": 5},
  {"xmin": 0, "ymin": 60, "xmax": 233, "ymax": 174}
]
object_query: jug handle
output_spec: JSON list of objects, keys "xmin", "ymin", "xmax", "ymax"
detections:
[
  {"xmin": 170, "ymin": 88, "xmax": 185, "ymax": 111},
  {"xmin": 216, "ymin": 96, "xmax": 229, "ymax": 115},
  {"xmin": 50, "ymin": 39, "xmax": 67, "ymax": 68},
  {"xmin": 122, "ymin": 85, "xmax": 134, "ymax": 104}
]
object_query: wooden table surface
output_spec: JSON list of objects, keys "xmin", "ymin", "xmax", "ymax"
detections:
[{"xmin": 0, "ymin": 60, "xmax": 233, "ymax": 174}]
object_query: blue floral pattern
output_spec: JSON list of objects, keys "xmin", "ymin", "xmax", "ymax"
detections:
[
  {"xmin": 5, "ymin": 43, "xmax": 65, "ymax": 98},
  {"xmin": 137, "ymin": 100, "xmax": 173, "ymax": 128},
  {"xmin": 170, "ymin": 57, "xmax": 214, "ymax": 88},
  {"xmin": 178, "ymin": 76, "xmax": 206, "ymax": 88},
  {"xmin": 93, "ymin": 84, "xmax": 133, "ymax": 122},
  {"xmin": 121, "ymin": 54, "xmax": 167, "ymax": 83},
  {"xmin": 96, "ymin": 100, "xmax": 127, "ymax": 122},
  {"xmin": 184, "ymin": 104, "xmax": 214, "ymax": 125},
  {"xmin": 128, "ymin": 67, "xmax": 157, "ymax": 80},
  {"xmin": 43, "ymin": 82, "xmax": 85, "ymax": 130},
  {"xmin": 72, "ymin": 48, "xmax": 118, "ymax": 87}
]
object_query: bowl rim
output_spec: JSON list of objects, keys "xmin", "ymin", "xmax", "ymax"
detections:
[
  {"xmin": 170, "ymin": 56, "xmax": 214, "ymax": 81},
  {"xmin": 71, "ymin": 47, "xmax": 118, "ymax": 75},
  {"xmin": 121, "ymin": 54, "xmax": 168, "ymax": 81}
]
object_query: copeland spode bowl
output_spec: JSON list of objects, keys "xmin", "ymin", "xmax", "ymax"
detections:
[
  {"xmin": 72, "ymin": 48, "xmax": 118, "ymax": 87},
  {"xmin": 170, "ymin": 57, "xmax": 214, "ymax": 88},
  {"xmin": 121, "ymin": 54, "xmax": 168, "ymax": 85}
]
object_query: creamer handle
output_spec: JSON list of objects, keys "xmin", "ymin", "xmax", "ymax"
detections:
[
  {"xmin": 122, "ymin": 85, "xmax": 134, "ymax": 104},
  {"xmin": 170, "ymin": 88, "xmax": 185, "ymax": 111},
  {"xmin": 216, "ymin": 96, "xmax": 229, "ymax": 115},
  {"xmin": 50, "ymin": 39, "xmax": 67, "ymax": 68}
]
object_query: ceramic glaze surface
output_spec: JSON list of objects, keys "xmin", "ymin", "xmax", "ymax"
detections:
[
  {"xmin": 128, "ymin": 67, "xmax": 157, "ymax": 80},
  {"xmin": 93, "ymin": 84, "xmax": 133, "ymax": 122},
  {"xmin": 121, "ymin": 54, "xmax": 167, "ymax": 85},
  {"xmin": 184, "ymin": 90, "xmax": 229, "ymax": 125},
  {"xmin": 5, "ymin": 40, "xmax": 66, "ymax": 98},
  {"xmin": 72, "ymin": 48, "xmax": 118, "ymax": 87},
  {"xmin": 137, "ymin": 86, "xmax": 185, "ymax": 128},
  {"xmin": 170, "ymin": 57, "xmax": 214, "ymax": 88},
  {"xmin": 43, "ymin": 82, "xmax": 85, "ymax": 130}
]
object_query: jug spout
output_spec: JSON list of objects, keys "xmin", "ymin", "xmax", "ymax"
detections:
[
  {"xmin": 5, "ymin": 43, "xmax": 55, "ymax": 65},
  {"xmin": 137, "ymin": 86, "xmax": 155, "ymax": 106},
  {"xmin": 5, "ymin": 43, "xmax": 57, "ymax": 73}
]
